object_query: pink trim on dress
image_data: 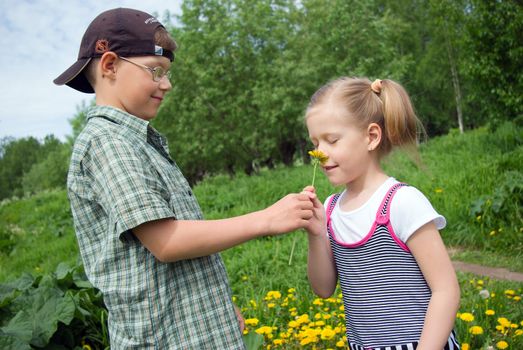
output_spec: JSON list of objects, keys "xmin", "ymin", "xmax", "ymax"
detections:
[{"xmin": 326, "ymin": 184, "xmax": 411, "ymax": 252}]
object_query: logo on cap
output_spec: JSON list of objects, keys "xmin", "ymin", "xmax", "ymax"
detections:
[{"xmin": 95, "ymin": 39, "xmax": 109, "ymax": 54}]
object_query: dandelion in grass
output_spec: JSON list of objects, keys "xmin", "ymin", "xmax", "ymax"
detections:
[
  {"xmin": 308, "ymin": 150, "xmax": 329, "ymax": 187},
  {"xmin": 496, "ymin": 341, "xmax": 509, "ymax": 349}
]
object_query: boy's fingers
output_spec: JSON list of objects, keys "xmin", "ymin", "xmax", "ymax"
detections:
[{"xmin": 303, "ymin": 185, "xmax": 316, "ymax": 193}]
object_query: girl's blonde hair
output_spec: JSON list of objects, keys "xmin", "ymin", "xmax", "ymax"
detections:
[{"xmin": 306, "ymin": 77, "xmax": 424, "ymax": 157}]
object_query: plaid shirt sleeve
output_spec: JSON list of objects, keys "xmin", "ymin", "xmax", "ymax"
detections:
[{"xmin": 84, "ymin": 133, "xmax": 174, "ymax": 239}]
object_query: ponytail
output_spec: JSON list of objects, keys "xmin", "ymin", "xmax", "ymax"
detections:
[{"xmin": 377, "ymin": 79, "xmax": 424, "ymax": 151}]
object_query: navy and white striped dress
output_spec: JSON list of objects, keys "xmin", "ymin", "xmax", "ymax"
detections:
[{"xmin": 326, "ymin": 183, "xmax": 459, "ymax": 350}]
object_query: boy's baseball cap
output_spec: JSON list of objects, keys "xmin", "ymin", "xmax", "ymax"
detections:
[{"xmin": 54, "ymin": 8, "xmax": 174, "ymax": 93}]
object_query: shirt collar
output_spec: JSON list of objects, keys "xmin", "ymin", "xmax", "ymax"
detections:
[{"xmin": 87, "ymin": 106, "xmax": 154, "ymax": 142}]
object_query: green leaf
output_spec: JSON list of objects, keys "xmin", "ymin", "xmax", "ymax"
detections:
[
  {"xmin": 243, "ymin": 332, "xmax": 264, "ymax": 350},
  {"xmin": 0, "ymin": 331, "xmax": 32, "ymax": 350},
  {"xmin": 0, "ymin": 310, "xmax": 33, "ymax": 342}
]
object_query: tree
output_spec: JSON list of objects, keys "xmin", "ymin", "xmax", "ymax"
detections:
[
  {"xmin": 465, "ymin": 0, "xmax": 523, "ymax": 125},
  {"xmin": 156, "ymin": 0, "xmax": 305, "ymax": 181},
  {"xmin": 0, "ymin": 137, "xmax": 42, "ymax": 199}
]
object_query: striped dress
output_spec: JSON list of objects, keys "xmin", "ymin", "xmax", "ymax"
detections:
[{"xmin": 326, "ymin": 183, "xmax": 459, "ymax": 349}]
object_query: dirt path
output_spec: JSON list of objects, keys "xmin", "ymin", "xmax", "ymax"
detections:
[{"xmin": 452, "ymin": 260, "xmax": 523, "ymax": 282}]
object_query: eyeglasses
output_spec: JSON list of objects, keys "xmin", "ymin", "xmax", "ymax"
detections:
[{"xmin": 119, "ymin": 56, "xmax": 172, "ymax": 82}]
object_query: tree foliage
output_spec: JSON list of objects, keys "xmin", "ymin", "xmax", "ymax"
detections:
[{"xmin": 2, "ymin": 0, "xmax": 522, "ymax": 188}]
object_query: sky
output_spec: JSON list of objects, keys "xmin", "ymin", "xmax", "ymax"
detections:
[{"xmin": 0, "ymin": 0, "xmax": 182, "ymax": 141}]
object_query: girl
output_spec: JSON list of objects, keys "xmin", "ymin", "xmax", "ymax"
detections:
[{"xmin": 304, "ymin": 77, "xmax": 460, "ymax": 349}]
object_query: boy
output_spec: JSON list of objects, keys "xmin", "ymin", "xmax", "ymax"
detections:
[{"xmin": 54, "ymin": 8, "xmax": 314, "ymax": 349}]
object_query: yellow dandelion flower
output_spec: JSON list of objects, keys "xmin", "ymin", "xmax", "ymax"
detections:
[
  {"xmin": 255, "ymin": 326, "xmax": 274, "ymax": 335},
  {"xmin": 267, "ymin": 303, "xmax": 275, "ymax": 308},
  {"xmin": 514, "ymin": 296, "xmax": 521, "ymax": 301},
  {"xmin": 336, "ymin": 339, "xmax": 346, "ymax": 348},
  {"xmin": 273, "ymin": 339, "xmax": 284, "ymax": 345},
  {"xmin": 308, "ymin": 150, "xmax": 329, "ymax": 187},
  {"xmin": 288, "ymin": 288, "xmax": 296, "ymax": 293},
  {"xmin": 515, "ymin": 329, "xmax": 523, "ymax": 336},
  {"xmin": 511, "ymin": 323, "xmax": 518, "ymax": 328},
  {"xmin": 321, "ymin": 327, "xmax": 336, "ymax": 340},
  {"xmin": 496, "ymin": 340, "xmax": 509, "ymax": 349},
  {"xmin": 461, "ymin": 344, "xmax": 470, "ymax": 350},
  {"xmin": 313, "ymin": 298, "xmax": 324, "ymax": 306},
  {"xmin": 505, "ymin": 289, "xmax": 515, "ymax": 296},
  {"xmin": 245, "ymin": 318, "xmax": 259, "ymax": 326},
  {"xmin": 265, "ymin": 291, "xmax": 282, "ymax": 300},
  {"xmin": 498, "ymin": 317, "xmax": 511, "ymax": 327},
  {"xmin": 460, "ymin": 313, "xmax": 475, "ymax": 322},
  {"xmin": 308, "ymin": 150, "xmax": 329, "ymax": 164},
  {"xmin": 486, "ymin": 309, "xmax": 495, "ymax": 316},
  {"xmin": 469, "ymin": 326, "xmax": 483, "ymax": 335}
]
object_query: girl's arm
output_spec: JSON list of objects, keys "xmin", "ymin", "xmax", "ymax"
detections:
[
  {"xmin": 304, "ymin": 187, "xmax": 338, "ymax": 298},
  {"xmin": 407, "ymin": 221, "xmax": 460, "ymax": 350},
  {"xmin": 133, "ymin": 192, "xmax": 314, "ymax": 262}
]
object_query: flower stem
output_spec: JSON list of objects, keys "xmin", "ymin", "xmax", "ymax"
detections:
[
  {"xmin": 311, "ymin": 162, "xmax": 318, "ymax": 187},
  {"xmin": 288, "ymin": 235, "xmax": 297, "ymax": 266}
]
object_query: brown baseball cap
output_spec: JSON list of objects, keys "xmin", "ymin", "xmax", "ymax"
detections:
[{"xmin": 53, "ymin": 8, "xmax": 175, "ymax": 93}]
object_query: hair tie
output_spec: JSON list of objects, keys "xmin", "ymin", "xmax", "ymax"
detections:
[{"xmin": 371, "ymin": 79, "xmax": 382, "ymax": 94}]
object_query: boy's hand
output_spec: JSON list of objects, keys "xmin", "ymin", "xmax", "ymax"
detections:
[
  {"xmin": 301, "ymin": 186, "xmax": 326, "ymax": 236},
  {"xmin": 263, "ymin": 193, "xmax": 314, "ymax": 235},
  {"xmin": 234, "ymin": 304, "xmax": 245, "ymax": 332}
]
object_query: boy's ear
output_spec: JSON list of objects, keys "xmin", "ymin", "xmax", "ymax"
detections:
[
  {"xmin": 99, "ymin": 51, "xmax": 118, "ymax": 79},
  {"xmin": 367, "ymin": 122, "xmax": 382, "ymax": 151}
]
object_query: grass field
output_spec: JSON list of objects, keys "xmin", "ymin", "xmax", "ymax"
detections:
[{"xmin": 1, "ymin": 122, "xmax": 522, "ymax": 348}]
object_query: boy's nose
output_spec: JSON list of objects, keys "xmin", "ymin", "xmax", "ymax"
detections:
[{"xmin": 159, "ymin": 76, "xmax": 172, "ymax": 90}]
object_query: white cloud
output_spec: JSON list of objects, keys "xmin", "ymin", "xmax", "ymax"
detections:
[{"xmin": 0, "ymin": 0, "xmax": 182, "ymax": 140}]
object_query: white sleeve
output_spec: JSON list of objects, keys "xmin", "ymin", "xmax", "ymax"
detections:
[{"xmin": 390, "ymin": 186, "xmax": 446, "ymax": 243}]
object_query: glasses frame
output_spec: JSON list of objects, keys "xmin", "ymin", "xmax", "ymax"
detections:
[{"xmin": 119, "ymin": 56, "xmax": 171, "ymax": 82}]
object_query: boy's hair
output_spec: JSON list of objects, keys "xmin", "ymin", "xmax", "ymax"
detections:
[
  {"xmin": 54, "ymin": 8, "xmax": 177, "ymax": 93},
  {"xmin": 306, "ymin": 77, "xmax": 425, "ymax": 157}
]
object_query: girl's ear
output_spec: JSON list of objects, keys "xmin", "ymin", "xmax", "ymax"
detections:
[
  {"xmin": 100, "ymin": 51, "xmax": 118, "ymax": 80},
  {"xmin": 367, "ymin": 123, "xmax": 382, "ymax": 151}
]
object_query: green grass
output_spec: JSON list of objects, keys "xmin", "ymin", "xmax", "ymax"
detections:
[
  {"xmin": 0, "ymin": 190, "xmax": 79, "ymax": 282},
  {"xmin": 0, "ymin": 123, "xmax": 522, "ymax": 348},
  {"xmin": 1, "ymin": 123, "xmax": 521, "ymax": 283}
]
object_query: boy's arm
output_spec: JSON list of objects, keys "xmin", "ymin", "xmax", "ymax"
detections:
[
  {"xmin": 407, "ymin": 222, "xmax": 460, "ymax": 350},
  {"xmin": 133, "ymin": 192, "xmax": 314, "ymax": 262},
  {"xmin": 303, "ymin": 187, "xmax": 338, "ymax": 298}
]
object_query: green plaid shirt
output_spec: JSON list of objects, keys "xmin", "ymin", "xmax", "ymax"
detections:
[{"xmin": 67, "ymin": 106, "xmax": 245, "ymax": 349}]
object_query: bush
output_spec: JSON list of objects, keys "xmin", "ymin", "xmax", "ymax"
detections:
[{"xmin": 0, "ymin": 263, "xmax": 108, "ymax": 350}]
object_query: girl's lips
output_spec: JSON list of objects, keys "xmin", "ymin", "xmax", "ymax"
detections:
[
  {"xmin": 152, "ymin": 96, "xmax": 163, "ymax": 101},
  {"xmin": 323, "ymin": 165, "xmax": 338, "ymax": 171}
]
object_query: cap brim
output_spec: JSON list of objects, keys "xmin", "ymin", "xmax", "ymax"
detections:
[{"xmin": 53, "ymin": 58, "xmax": 94, "ymax": 93}]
